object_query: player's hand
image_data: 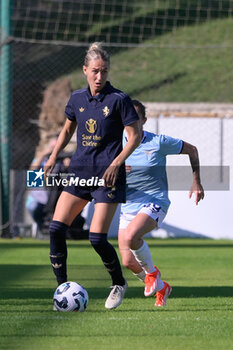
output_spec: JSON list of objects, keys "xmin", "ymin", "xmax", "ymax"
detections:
[
  {"xmin": 102, "ymin": 165, "xmax": 119, "ymax": 186},
  {"xmin": 189, "ymin": 181, "xmax": 205, "ymax": 205},
  {"xmin": 44, "ymin": 156, "xmax": 56, "ymax": 178}
]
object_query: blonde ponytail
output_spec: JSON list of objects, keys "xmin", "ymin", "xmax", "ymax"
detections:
[{"xmin": 84, "ymin": 42, "xmax": 110, "ymax": 67}]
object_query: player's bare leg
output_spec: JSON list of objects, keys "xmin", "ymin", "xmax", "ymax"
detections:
[
  {"xmin": 53, "ymin": 191, "xmax": 88, "ymax": 225},
  {"xmin": 123, "ymin": 213, "xmax": 157, "ymax": 248},
  {"xmin": 119, "ymin": 213, "xmax": 165, "ymax": 297},
  {"xmin": 119, "ymin": 228, "xmax": 148, "ymax": 283},
  {"xmin": 90, "ymin": 202, "xmax": 118, "ymax": 232}
]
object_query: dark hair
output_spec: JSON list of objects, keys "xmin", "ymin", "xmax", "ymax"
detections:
[
  {"xmin": 132, "ymin": 99, "xmax": 146, "ymax": 120},
  {"xmin": 84, "ymin": 42, "xmax": 110, "ymax": 67}
]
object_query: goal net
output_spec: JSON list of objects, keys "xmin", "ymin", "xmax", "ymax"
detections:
[{"xmin": 11, "ymin": 0, "xmax": 233, "ymax": 47}]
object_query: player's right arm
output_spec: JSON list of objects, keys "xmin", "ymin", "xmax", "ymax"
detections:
[
  {"xmin": 181, "ymin": 141, "xmax": 205, "ymax": 205},
  {"xmin": 44, "ymin": 119, "xmax": 77, "ymax": 176}
]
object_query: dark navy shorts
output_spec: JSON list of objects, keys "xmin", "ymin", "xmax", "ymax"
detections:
[
  {"xmin": 63, "ymin": 183, "xmax": 126, "ymax": 203},
  {"xmin": 63, "ymin": 164, "xmax": 126, "ymax": 203}
]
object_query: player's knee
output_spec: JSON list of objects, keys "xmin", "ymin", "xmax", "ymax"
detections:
[
  {"xmin": 89, "ymin": 232, "xmax": 107, "ymax": 247},
  {"xmin": 49, "ymin": 220, "xmax": 68, "ymax": 236},
  {"xmin": 124, "ymin": 228, "xmax": 138, "ymax": 249}
]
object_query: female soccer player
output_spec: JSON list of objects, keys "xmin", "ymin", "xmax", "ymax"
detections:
[
  {"xmin": 118, "ymin": 100, "xmax": 204, "ymax": 307},
  {"xmin": 45, "ymin": 42, "xmax": 140, "ymax": 310}
]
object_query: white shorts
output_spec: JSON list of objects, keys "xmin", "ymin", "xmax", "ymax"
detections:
[{"xmin": 119, "ymin": 203, "xmax": 167, "ymax": 230}]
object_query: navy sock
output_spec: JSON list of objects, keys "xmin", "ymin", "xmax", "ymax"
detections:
[
  {"xmin": 49, "ymin": 220, "xmax": 68, "ymax": 285},
  {"xmin": 89, "ymin": 232, "xmax": 125, "ymax": 286}
]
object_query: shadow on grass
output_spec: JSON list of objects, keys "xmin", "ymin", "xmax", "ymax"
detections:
[
  {"xmin": 129, "ymin": 72, "xmax": 187, "ymax": 96},
  {"xmin": 1, "ymin": 240, "xmax": 233, "ymax": 250},
  {"xmin": 1, "ymin": 282, "xmax": 232, "ymax": 300},
  {"xmin": 112, "ymin": 286, "xmax": 233, "ymax": 299}
]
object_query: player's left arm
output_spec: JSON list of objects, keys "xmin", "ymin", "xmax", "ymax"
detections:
[{"xmin": 181, "ymin": 141, "xmax": 205, "ymax": 205}]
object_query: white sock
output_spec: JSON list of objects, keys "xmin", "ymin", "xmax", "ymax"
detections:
[
  {"xmin": 133, "ymin": 270, "xmax": 146, "ymax": 283},
  {"xmin": 131, "ymin": 241, "xmax": 156, "ymax": 274}
]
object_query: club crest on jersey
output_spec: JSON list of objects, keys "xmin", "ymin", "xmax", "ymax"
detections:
[
  {"xmin": 85, "ymin": 118, "xmax": 97, "ymax": 133},
  {"xmin": 79, "ymin": 107, "xmax": 85, "ymax": 112},
  {"xmin": 103, "ymin": 106, "xmax": 110, "ymax": 117}
]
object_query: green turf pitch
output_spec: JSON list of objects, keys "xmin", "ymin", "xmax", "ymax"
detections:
[{"xmin": 0, "ymin": 238, "xmax": 232, "ymax": 350}]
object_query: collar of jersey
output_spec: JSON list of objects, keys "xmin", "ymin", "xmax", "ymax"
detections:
[
  {"xmin": 141, "ymin": 131, "xmax": 147, "ymax": 143},
  {"xmin": 86, "ymin": 81, "xmax": 111, "ymax": 102}
]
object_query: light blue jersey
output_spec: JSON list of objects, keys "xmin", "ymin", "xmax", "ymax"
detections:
[{"xmin": 121, "ymin": 131, "xmax": 183, "ymax": 214}]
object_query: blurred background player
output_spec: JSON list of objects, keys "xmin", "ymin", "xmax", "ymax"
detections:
[
  {"xmin": 44, "ymin": 42, "xmax": 140, "ymax": 310},
  {"xmin": 118, "ymin": 100, "xmax": 204, "ymax": 307},
  {"xmin": 26, "ymin": 136, "xmax": 58, "ymax": 234}
]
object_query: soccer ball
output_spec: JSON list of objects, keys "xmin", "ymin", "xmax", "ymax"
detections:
[{"xmin": 53, "ymin": 281, "xmax": 88, "ymax": 312}]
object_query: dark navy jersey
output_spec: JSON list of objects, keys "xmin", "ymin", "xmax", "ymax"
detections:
[{"xmin": 65, "ymin": 81, "xmax": 139, "ymax": 179}]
